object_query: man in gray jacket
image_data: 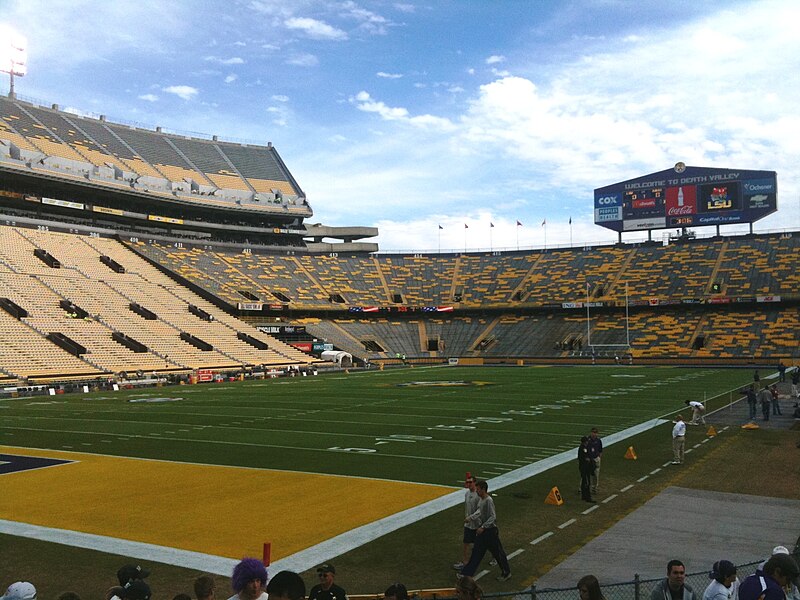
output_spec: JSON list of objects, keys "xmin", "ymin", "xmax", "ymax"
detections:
[{"xmin": 650, "ymin": 560, "xmax": 698, "ymax": 600}]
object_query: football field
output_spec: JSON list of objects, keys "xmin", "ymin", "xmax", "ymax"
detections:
[{"xmin": 0, "ymin": 365, "xmax": 752, "ymax": 564}]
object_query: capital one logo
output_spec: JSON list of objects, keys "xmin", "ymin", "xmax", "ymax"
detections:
[{"xmin": 665, "ymin": 185, "xmax": 696, "ymax": 216}]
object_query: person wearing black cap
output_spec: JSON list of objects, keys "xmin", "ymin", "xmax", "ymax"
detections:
[
  {"xmin": 702, "ymin": 560, "xmax": 737, "ymax": 600},
  {"xmin": 121, "ymin": 580, "xmax": 151, "ymax": 600},
  {"xmin": 267, "ymin": 571, "xmax": 306, "ymax": 600},
  {"xmin": 578, "ymin": 436, "xmax": 596, "ymax": 503},
  {"xmin": 384, "ymin": 583, "xmax": 408, "ymax": 600},
  {"xmin": 308, "ymin": 564, "xmax": 347, "ymax": 600},
  {"xmin": 117, "ymin": 565, "xmax": 150, "ymax": 588}
]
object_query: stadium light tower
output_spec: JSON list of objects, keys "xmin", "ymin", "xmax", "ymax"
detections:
[{"xmin": 0, "ymin": 25, "xmax": 28, "ymax": 99}]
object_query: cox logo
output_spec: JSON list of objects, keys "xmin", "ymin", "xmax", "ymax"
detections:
[{"xmin": 596, "ymin": 195, "xmax": 620, "ymax": 206}]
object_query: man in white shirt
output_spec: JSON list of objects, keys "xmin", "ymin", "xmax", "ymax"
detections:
[{"xmin": 672, "ymin": 415, "xmax": 687, "ymax": 465}]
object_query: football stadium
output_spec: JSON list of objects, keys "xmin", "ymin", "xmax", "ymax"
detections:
[{"xmin": 1, "ymin": 6, "xmax": 800, "ymax": 600}]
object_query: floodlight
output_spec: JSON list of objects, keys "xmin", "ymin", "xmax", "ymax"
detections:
[{"xmin": 0, "ymin": 24, "xmax": 28, "ymax": 97}]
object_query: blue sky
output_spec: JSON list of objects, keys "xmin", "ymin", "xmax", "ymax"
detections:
[{"xmin": 1, "ymin": 0, "xmax": 799, "ymax": 251}]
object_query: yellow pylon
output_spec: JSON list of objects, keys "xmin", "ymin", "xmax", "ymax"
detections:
[
  {"xmin": 544, "ymin": 486, "xmax": 564, "ymax": 506},
  {"xmin": 706, "ymin": 425, "xmax": 717, "ymax": 437},
  {"xmin": 624, "ymin": 446, "xmax": 638, "ymax": 460},
  {"xmin": 741, "ymin": 422, "xmax": 760, "ymax": 430}
]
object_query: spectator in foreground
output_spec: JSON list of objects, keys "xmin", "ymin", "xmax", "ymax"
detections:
[
  {"xmin": 738, "ymin": 554, "xmax": 800, "ymax": 600},
  {"xmin": 650, "ymin": 560, "xmax": 698, "ymax": 600},
  {"xmin": 0, "ymin": 582, "xmax": 37, "ymax": 600},
  {"xmin": 455, "ymin": 577, "xmax": 482, "ymax": 600},
  {"xmin": 577, "ymin": 575, "xmax": 605, "ymax": 600},
  {"xmin": 384, "ymin": 583, "xmax": 409, "ymax": 600},
  {"xmin": 308, "ymin": 564, "xmax": 346, "ymax": 600},
  {"xmin": 703, "ymin": 560, "xmax": 737, "ymax": 600},
  {"xmin": 121, "ymin": 580, "xmax": 151, "ymax": 600},
  {"xmin": 117, "ymin": 564, "xmax": 151, "ymax": 588},
  {"xmin": 266, "ymin": 571, "xmax": 306, "ymax": 600},
  {"xmin": 194, "ymin": 575, "xmax": 216, "ymax": 600},
  {"xmin": 229, "ymin": 558, "xmax": 268, "ymax": 600},
  {"xmin": 758, "ymin": 546, "xmax": 800, "ymax": 600}
]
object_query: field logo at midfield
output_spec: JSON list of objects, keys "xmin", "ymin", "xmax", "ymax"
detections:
[{"xmin": 395, "ymin": 381, "xmax": 492, "ymax": 387}]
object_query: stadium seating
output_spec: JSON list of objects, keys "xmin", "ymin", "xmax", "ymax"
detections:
[{"xmin": 0, "ymin": 225, "xmax": 319, "ymax": 381}]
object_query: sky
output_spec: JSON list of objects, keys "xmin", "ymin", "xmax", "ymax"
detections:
[{"xmin": 1, "ymin": 0, "xmax": 799, "ymax": 252}]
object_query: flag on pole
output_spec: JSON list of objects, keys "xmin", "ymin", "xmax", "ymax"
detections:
[
  {"xmin": 569, "ymin": 217, "xmax": 572, "ymax": 225},
  {"xmin": 541, "ymin": 219, "xmax": 546, "ymax": 227},
  {"xmin": 490, "ymin": 222, "xmax": 495, "ymax": 228},
  {"xmin": 438, "ymin": 225, "xmax": 443, "ymax": 230},
  {"xmin": 516, "ymin": 220, "xmax": 522, "ymax": 226},
  {"xmin": 464, "ymin": 223, "xmax": 468, "ymax": 229}
]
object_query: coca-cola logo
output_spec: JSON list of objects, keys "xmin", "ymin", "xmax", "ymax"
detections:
[{"xmin": 667, "ymin": 205, "xmax": 693, "ymax": 215}]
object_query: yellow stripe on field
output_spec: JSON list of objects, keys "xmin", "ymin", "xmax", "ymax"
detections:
[{"xmin": 0, "ymin": 446, "xmax": 452, "ymax": 559}]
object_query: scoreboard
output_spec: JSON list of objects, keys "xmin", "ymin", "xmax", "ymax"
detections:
[{"xmin": 594, "ymin": 164, "xmax": 777, "ymax": 233}]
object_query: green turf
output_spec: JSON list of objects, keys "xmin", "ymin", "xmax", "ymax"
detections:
[{"xmin": 0, "ymin": 365, "xmax": 753, "ymax": 485}]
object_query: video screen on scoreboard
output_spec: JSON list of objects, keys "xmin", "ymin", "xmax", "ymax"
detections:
[
  {"xmin": 698, "ymin": 182, "xmax": 741, "ymax": 213},
  {"xmin": 623, "ymin": 187, "xmax": 664, "ymax": 219}
]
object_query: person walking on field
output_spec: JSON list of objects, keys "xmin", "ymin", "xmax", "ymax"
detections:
[
  {"xmin": 453, "ymin": 475, "xmax": 480, "ymax": 572},
  {"xmin": 460, "ymin": 480, "xmax": 511, "ymax": 582}
]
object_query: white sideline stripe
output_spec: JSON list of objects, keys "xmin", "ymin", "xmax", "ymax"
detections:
[
  {"xmin": 473, "ymin": 569, "xmax": 491, "ymax": 581},
  {"xmin": 0, "ymin": 519, "xmax": 238, "ymax": 576},
  {"xmin": 650, "ymin": 468, "xmax": 661, "ymax": 475},
  {"xmin": 636, "ymin": 476, "xmax": 648, "ymax": 482},
  {"xmin": 531, "ymin": 532, "xmax": 554, "ymax": 545},
  {"xmin": 507, "ymin": 548, "xmax": 525, "ymax": 559},
  {"xmin": 662, "ymin": 462, "xmax": 672, "ymax": 467},
  {"xmin": 558, "ymin": 519, "xmax": 576, "ymax": 529},
  {"xmin": 620, "ymin": 484, "xmax": 634, "ymax": 492},
  {"xmin": 2, "ymin": 418, "xmax": 670, "ymax": 575},
  {"xmin": 686, "ymin": 448, "xmax": 694, "ymax": 453},
  {"xmin": 602, "ymin": 494, "xmax": 617, "ymax": 504},
  {"xmin": 581, "ymin": 505, "xmax": 598, "ymax": 515},
  {"xmin": 701, "ymin": 438, "xmax": 710, "ymax": 443}
]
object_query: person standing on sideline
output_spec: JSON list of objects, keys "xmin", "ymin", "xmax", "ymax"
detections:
[
  {"xmin": 746, "ymin": 386, "xmax": 758, "ymax": 421},
  {"xmin": 754, "ymin": 369, "xmax": 760, "ymax": 389},
  {"xmin": 759, "ymin": 386, "xmax": 772, "ymax": 421},
  {"xmin": 769, "ymin": 384, "xmax": 782, "ymax": 416},
  {"xmin": 460, "ymin": 480, "xmax": 511, "ymax": 582},
  {"xmin": 672, "ymin": 415, "xmax": 687, "ymax": 465},
  {"xmin": 685, "ymin": 400, "xmax": 706, "ymax": 425},
  {"xmin": 453, "ymin": 475, "xmax": 480, "ymax": 571},
  {"xmin": 650, "ymin": 560, "xmax": 698, "ymax": 600},
  {"xmin": 586, "ymin": 427, "xmax": 603, "ymax": 496},
  {"xmin": 578, "ymin": 437, "xmax": 596, "ymax": 503},
  {"xmin": 702, "ymin": 560, "xmax": 737, "ymax": 600}
]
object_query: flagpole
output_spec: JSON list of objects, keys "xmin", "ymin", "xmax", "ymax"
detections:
[
  {"xmin": 516, "ymin": 222, "xmax": 520, "ymax": 250},
  {"xmin": 569, "ymin": 217, "xmax": 573, "ymax": 247},
  {"xmin": 543, "ymin": 220, "xmax": 547, "ymax": 250},
  {"xmin": 438, "ymin": 225, "xmax": 441, "ymax": 254},
  {"xmin": 489, "ymin": 223, "xmax": 493, "ymax": 252},
  {"xmin": 464, "ymin": 224, "xmax": 467, "ymax": 253}
]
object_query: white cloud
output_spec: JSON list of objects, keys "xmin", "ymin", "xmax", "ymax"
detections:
[
  {"xmin": 377, "ymin": 71, "xmax": 403, "ymax": 79},
  {"xmin": 393, "ymin": 3, "xmax": 415, "ymax": 13},
  {"xmin": 339, "ymin": 1, "xmax": 391, "ymax": 35},
  {"xmin": 286, "ymin": 52, "xmax": 319, "ymax": 67},
  {"xmin": 486, "ymin": 55, "xmax": 506, "ymax": 65},
  {"xmin": 162, "ymin": 85, "xmax": 199, "ymax": 100},
  {"xmin": 351, "ymin": 91, "xmax": 456, "ymax": 131},
  {"xmin": 224, "ymin": 74, "xmax": 237, "ymax": 84},
  {"xmin": 204, "ymin": 56, "xmax": 245, "ymax": 65},
  {"xmin": 271, "ymin": 94, "xmax": 289, "ymax": 102},
  {"xmin": 138, "ymin": 93, "xmax": 158, "ymax": 102},
  {"xmin": 285, "ymin": 17, "xmax": 348, "ymax": 40}
]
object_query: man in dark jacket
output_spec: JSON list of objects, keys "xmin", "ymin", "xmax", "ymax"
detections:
[{"xmin": 738, "ymin": 553, "xmax": 799, "ymax": 600}]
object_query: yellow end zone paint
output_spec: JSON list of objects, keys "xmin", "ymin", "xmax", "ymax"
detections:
[{"xmin": 0, "ymin": 446, "xmax": 452, "ymax": 560}]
